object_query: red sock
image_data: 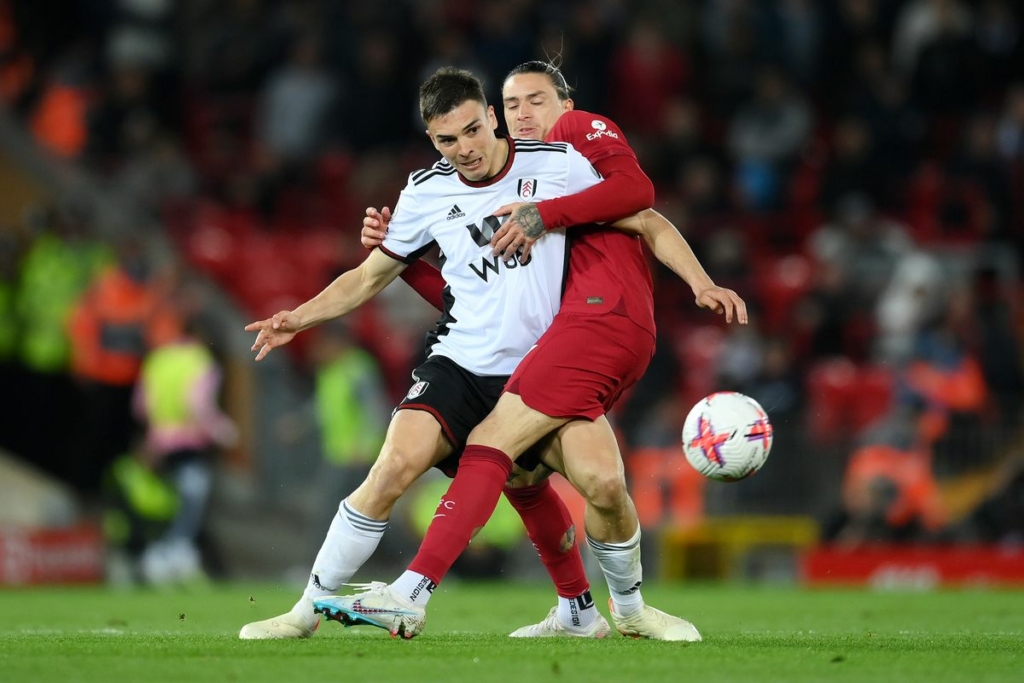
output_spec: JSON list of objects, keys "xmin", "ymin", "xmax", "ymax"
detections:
[
  {"xmin": 504, "ymin": 480, "xmax": 590, "ymax": 598},
  {"xmin": 408, "ymin": 445, "xmax": 513, "ymax": 584}
]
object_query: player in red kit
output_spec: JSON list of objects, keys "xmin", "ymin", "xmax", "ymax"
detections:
[{"xmin": 321, "ymin": 61, "xmax": 746, "ymax": 640}]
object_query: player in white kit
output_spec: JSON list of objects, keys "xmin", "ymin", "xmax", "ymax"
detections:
[{"xmin": 239, "ymin": 68, "xmax": 609, "ymax": 639}]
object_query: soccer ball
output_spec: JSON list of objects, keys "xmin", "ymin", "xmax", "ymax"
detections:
[{"xmin": 682, "ymin": 391, "xmax": 773, "ymax": 482}]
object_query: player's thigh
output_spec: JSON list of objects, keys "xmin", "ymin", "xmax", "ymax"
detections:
[
  {"xmin": 508, "ymin": 432, "xmax": 561, "ymax": 487},
  {"xmin": 359, "ymin": 409, "xmax": 453, "ymax": 501},
  {"xmin": 555, "ymin": 416, "xmax": 628, "ymax": 503},
  {"xmin": 466, "ymin": 391, "xmax": 568, "ymax": 460}
]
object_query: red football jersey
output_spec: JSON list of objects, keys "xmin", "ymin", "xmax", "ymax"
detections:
[{"xmin": 544, "ymin": 110, "xmax": 655, "ymax": 337}]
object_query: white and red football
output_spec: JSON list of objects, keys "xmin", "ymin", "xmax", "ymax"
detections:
[{"xmin": 682, "ymin": 391, "xmax": 773, "ymax": 482}]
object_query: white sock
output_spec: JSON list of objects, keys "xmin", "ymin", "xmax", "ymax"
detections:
[
  {"xmin": 391, "ymin": 570, "xmax": 436, "ymax": 607},
  {"xmin": 556, "ymin": 590, "xmax": 598, "ymax": 630},
  {"xmin": 587, "ymin": 527, "xmax": 644, "ymax": 617},
  {"xmin": 300, "ymin": 498, "xmax": 387, "ymax": 607}
]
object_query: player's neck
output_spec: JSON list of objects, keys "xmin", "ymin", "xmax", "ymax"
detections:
[{"xmin": 483, "ymin": 138, "xmax": 510, "ymax": 179}]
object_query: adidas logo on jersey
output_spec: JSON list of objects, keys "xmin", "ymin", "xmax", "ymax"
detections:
[{"xmin": 446, "ymin": 204, "xmax": 466, "ymax": 220}]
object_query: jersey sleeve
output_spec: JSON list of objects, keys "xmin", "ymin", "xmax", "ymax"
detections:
[
  {"xmin": 538, "ymin": 111, "xmax": 654, "ymax": 230},
  {"xmin": 399, "ymin": 260, "xmax": 445, "ymax": 312},
  {"xmin": 548, "ymin": 110, "xmax": 638, "ymax": 165},
  {"xmin": 379, "ymin": 183, "xmax": 436, "ymax": 263}
]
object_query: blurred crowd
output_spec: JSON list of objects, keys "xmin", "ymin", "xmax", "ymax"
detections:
[{"xmin": 1, "ymin": 0, "xmax": 1023, "ymax": 550}]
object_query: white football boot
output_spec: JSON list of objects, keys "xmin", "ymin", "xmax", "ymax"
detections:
[
  {"xmin": 509, "ymin": 606, "xmax": 612, "ymax": 638},
  {"xmin": 609, "ymin": 599, "xmax": 702, "ymax": 642},
  {"xmin": 314, "ymin": 582, "xmax": 426, "ymax": 639},
  {"xmin": 239, "ymin": 598, "xmax": 320, "ymax": 640}
]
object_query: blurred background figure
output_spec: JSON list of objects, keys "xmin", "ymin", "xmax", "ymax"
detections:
[
  {"xmin": 11, "ymin": 201, "xmax": 111, "ymax": 480},
  {"xmin": 68, "ymin": 238, "xmax": 180, "ymax": 493},
  {"xmin": 132, "ymin": 298, "xmax": 237, "ymax": 585},
  {"xmin": 824, "ymin": 399, "xmax": 948, "ymax": 546},
  {"xmin": 267, "ymin": 315, "xmax": 390, "ymax": 567},
  {"xmin": 304, "ymin": 318, "xmax": 388, "ymax": 532}
]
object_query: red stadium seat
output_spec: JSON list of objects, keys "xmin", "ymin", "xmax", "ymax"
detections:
[
  {"xmin": 850, "ymin": 364, "xmax": 895, "ymax": 432},
  {"xmin": 754, "ymin": 254, "xmax": 813, "ymax": 334},
  {"xmin": 675, "ymin": 324, "xmax": 726, "ymax": 408},
  {"xmin": 804, "ymin": 357, "xmax": 858, "ymax": 444}
]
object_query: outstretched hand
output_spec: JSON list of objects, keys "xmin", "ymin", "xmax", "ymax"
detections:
[
  {"xmin": 361, "ymin": 206, "xmax": 391, "ymax": 250},
  {"xmin": 695, "ymin": 286, "xmax": 748, "ymax": 325},
  {"xmin": 245, "ymin": 310, "xmax": 302, "ymax": 361}
]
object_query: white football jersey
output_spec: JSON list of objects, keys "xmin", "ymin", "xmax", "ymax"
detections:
[{"xmin": 381, "ymin": 138, "xmax": 602, "ymax": 375}]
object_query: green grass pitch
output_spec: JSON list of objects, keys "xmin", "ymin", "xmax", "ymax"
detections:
[{"xmin": 1, "ymin": 581, "xmax": 1021, "ymax": 683}]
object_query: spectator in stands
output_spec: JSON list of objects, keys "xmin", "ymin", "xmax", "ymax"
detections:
[
  {"xmin": 898, "ymin": 283, "xmax": 989, "ymax": 474},
  {"xmin": 892, "ymin": 0, "xmax": 973, "ymax": 80},
  {"xmin": 819, "ymin": 116, "xmax": 885, "ymax": 217},
  {"xmin": 0, "ymin": 0, "xmax": 34, "ymax": 112},
  {"xmin": 908, "ymin": 0, "xmax": 980, "ymax": 116},
  {"xmin": 608, "ymin": 16, "xmax": 690, "ymax": 142},
  {"xmin": 819, "ymin": 0, "xmax": 893, "ymax": 109},
  {"xmin": 795, "ymin": 253, "xmax": 854, "ymax": 360},
  {"xmin": 946, "ymin": 113, "xmax": 1015, "ymax": 243},
  {"xmin": 727, "ymin": 66, "xmax": 812, "ymax": 209},
  {"xmin": 86, "ymin": 63, "xmax": 172, "ymax": 171},
  {"xmin": 0, "ymin": 230, "xmax": 21, "ymax": 453},
  {"xmin": 844, "ymin": 41, "xmax": 921, "ymax": 190},
  {"xmin": 184, "ymin": 0, "xmax": 284, "ymax": 95},
  {"xmin": 253, "ymin": 31, "xmax": 340, "ymax": 217},
  {"xmin": 824, "ymin": 398, "xmax": 948, "ymax": 546},
  {"xmin": 341, "ymin": 28, "xmax": 413, "ymax": 152},
  {"xmin": 875, "ymin": 250, "xmax": 945, "ymax": 363},
  {"xmin": 68, "ymin": 238, "xmax": 180, "ymax": 492},
  {"xmin": 995, "ymin": 83, "xmax": 1024, "ymax": 161},
  {"xmin": 28, "ymin": 44, "xmax": 93, "ymax": 158},
  {"xmin": 699, "ymin": 1, "xmax": 760, "ymax": 119},
  {"xmin": 114, "ymin": 131, "xmax": 198, "ymax": 215},
  {"xmin": 13, "ymin": 201, "xmax": 111, "ymax": 476},
  {"xmin": 646, "ymin": 97, "xmax": 721, "ymax": 191},
  {"xmin": 810, "ymin": 192, "xmax": 914, "ymax": 314},
  {"xmin": 134, "ymin": 308, "xmax": 237, "ymax": 584},
  {"xmin": 974, "ymin": 0, "xmax": 1022, "ymax": 96},
  {"xmin": 256, "ymin": 33, "xmax": 339, "ymax": 170},
  {"xmin": 971, "ymin": 266, "xmax": 1024, "ymax": 433},
  {"xmin": 296, "ymin": 318, "xmax": 389, "ymax": 540}
]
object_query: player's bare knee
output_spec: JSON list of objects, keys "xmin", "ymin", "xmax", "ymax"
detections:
[
  {"xmin": 582, "ymin": 471, "xmax": 630, "ymax": 513},
  {"xmin": 366, "ymin": 446, "xmax": 429, "ymax": 502}
]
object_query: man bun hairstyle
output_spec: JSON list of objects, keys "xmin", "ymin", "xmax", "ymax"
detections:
[
  {"xmin": 505, "ymin": 59, "xmax": 573, "ymax": 101},
  {"xmin": 419, "ymin": 67, "xmax": 488, "ymax": 124}
]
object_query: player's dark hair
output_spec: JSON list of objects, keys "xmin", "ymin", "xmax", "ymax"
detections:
[
  {"xmin": 419, "ymin": 67, "xmax": 488, "ymax": 124},
  {"xmin": 504, "ymin": 60, "xmax": 573, "ymax": 101}
]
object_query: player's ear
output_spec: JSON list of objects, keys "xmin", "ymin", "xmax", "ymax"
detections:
[
  {"xmin": 487, "ymin": 105, "xmax": 499, "ymax": 130},
  {"xmin": 563, "ymin": 98, "xmax": 575, "ymax": 112}
]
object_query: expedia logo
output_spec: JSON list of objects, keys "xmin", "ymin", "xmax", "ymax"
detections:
[{"xmin": 586, "ymin": 118, "xmax": 620, "ymax": 141}]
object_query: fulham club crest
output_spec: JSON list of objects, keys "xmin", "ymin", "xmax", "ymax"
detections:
[
  {"xmin": 518, "ymin": 178, "xmax": 538, "ymax": 200},
  {"xmin": 405, "ymin": 381, "xmax": 429, "ymax": 400}
]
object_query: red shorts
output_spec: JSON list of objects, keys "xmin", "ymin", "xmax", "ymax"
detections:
[{"xmin": 505, "ymin": 312, "xmax": 656, "ymax": 420}]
